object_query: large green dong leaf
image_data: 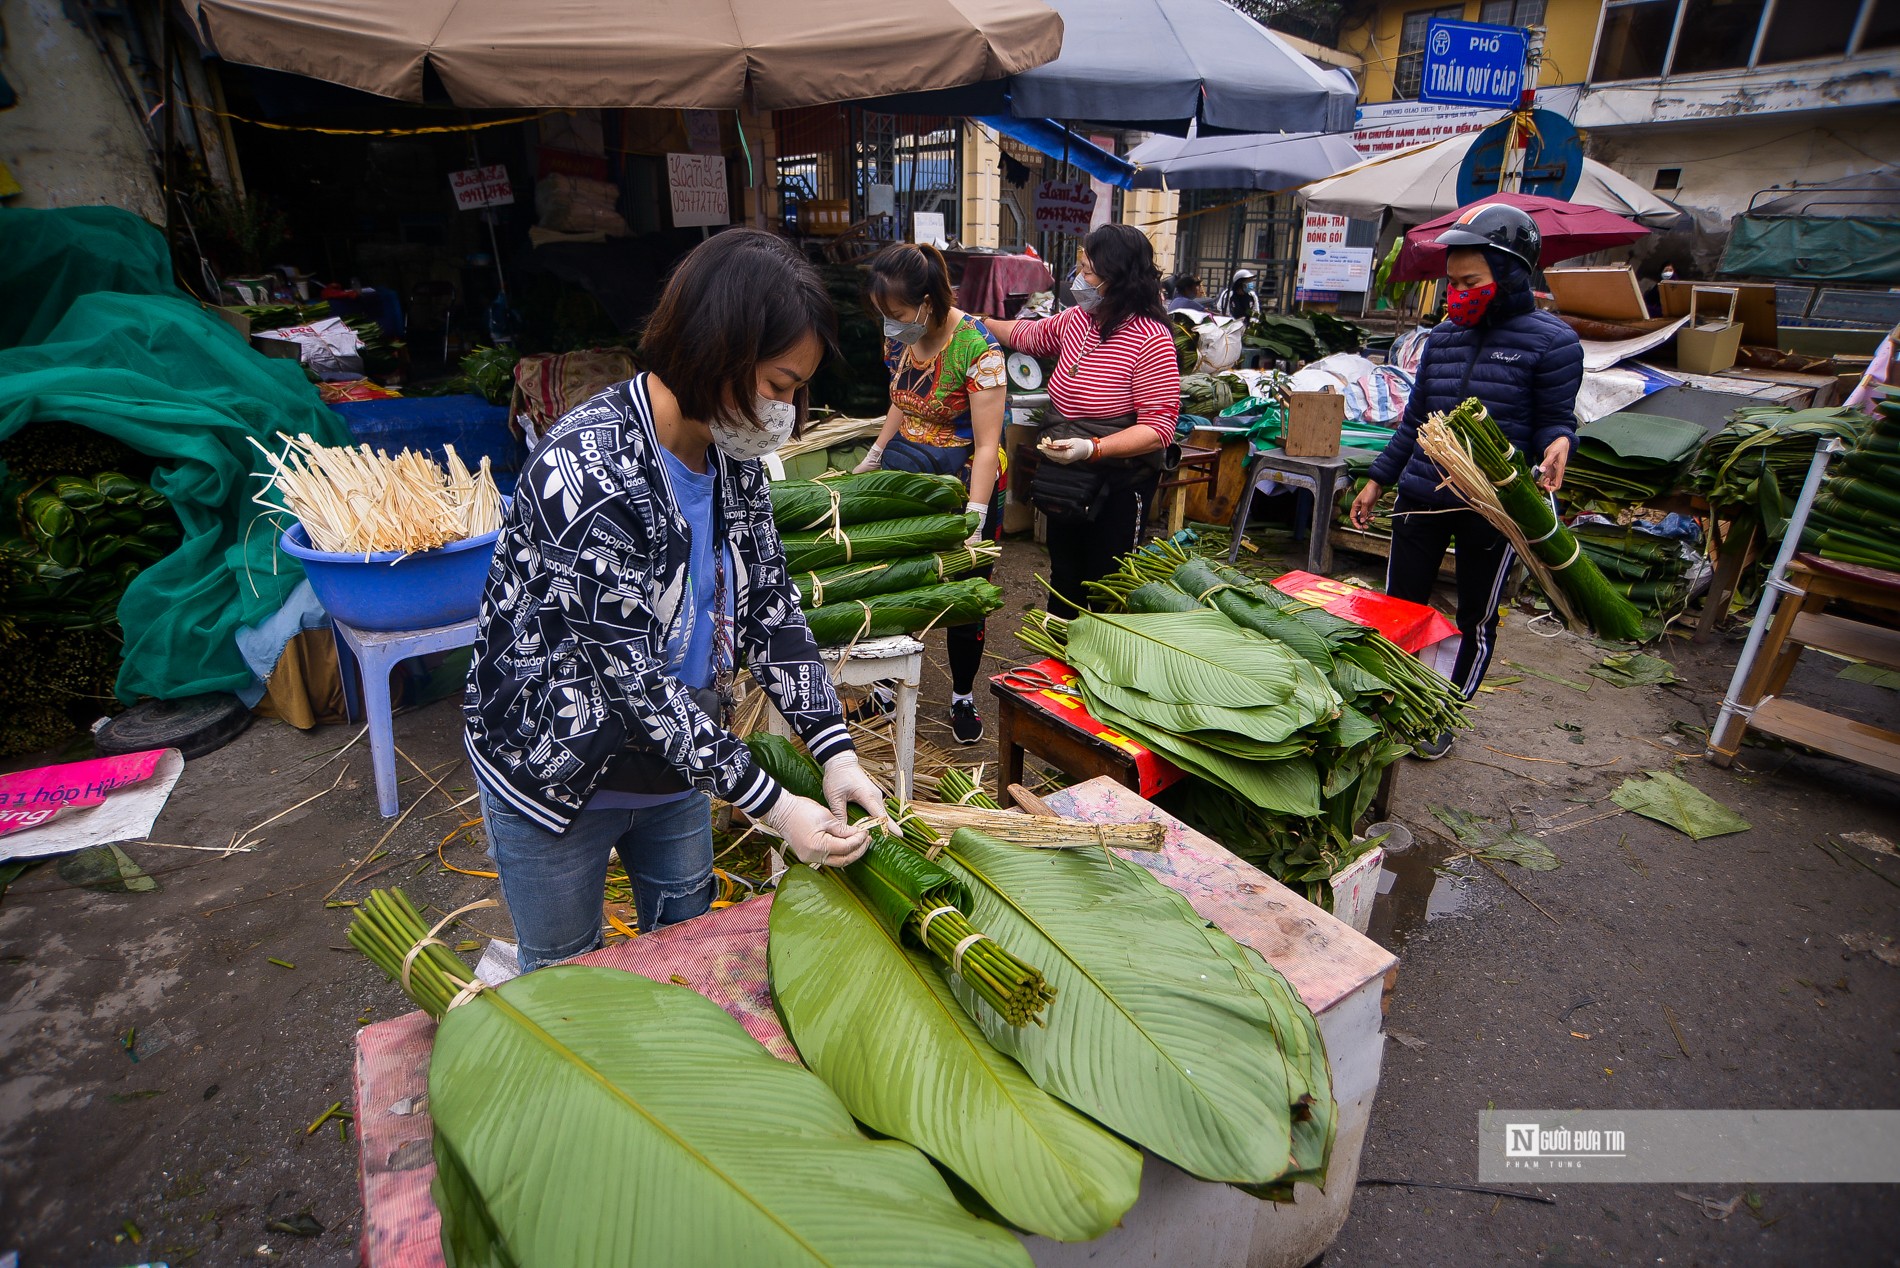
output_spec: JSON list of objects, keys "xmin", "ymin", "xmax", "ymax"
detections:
[
  {"xmin": 939, "ymin": 831, "xmax": 1335, "ymax": 1187},
  {"xmin": 769, "ymin": 868, "xmax": 1140, "ymax": 1243},
  {"xmin": 427, "ymin": 965, "xmax": 1026, "ymax": 1267}
]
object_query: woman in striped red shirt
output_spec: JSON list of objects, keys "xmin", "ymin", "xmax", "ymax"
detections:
[{"xmin": 989, "ymin": 223, "xmax": 1181, "ymax": 616}]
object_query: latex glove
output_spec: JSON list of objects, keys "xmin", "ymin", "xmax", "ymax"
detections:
[
  {"xmin": 822, "ymin": 753, "xmax": 888, "ymax": 825},
  {"xmin": 760, "ymin": 793, "xmax": 870, "ymax": 867},
  {"xmin": 1349, "ymin": 479, "xmax": 1383, "ymax": 530},
  {"xmin": 853, "ymin": 443, "xmax": 886, "ymax": 474},
  {"xmin": 1039, "ymin": 436, "xmax": 1095, "ymax": 465},
  {"xmin": 1536, "ymin": 437, "xmax": 1571, "ymax": 493},
  {"xmin": 964, "ymin": 500, "xmax": 989, "ymax": 546}
]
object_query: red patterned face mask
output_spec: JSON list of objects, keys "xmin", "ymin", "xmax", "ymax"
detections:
[{"xmin": 1447, "ymin": 282, "xmax": 1497, "ymax": 327}]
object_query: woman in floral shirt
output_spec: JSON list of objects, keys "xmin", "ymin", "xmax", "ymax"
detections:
[{"xmin": 855, "ymin": 242, "xmax": 1007, "ymax": 745}]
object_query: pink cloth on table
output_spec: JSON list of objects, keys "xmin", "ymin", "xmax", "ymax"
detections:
[
  {"xmin": 352, "ymin": 780, "xmax": 1395, "ymax": 1267},
  {"xmin": 956, "ymin": 252, "xmax": 1055, "ymax": 319}
]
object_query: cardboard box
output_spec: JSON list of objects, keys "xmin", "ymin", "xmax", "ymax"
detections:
[
  {"xmin": 1675, "ymin": 287, "xmax": 1745, "ymax": 375},
  {"xmin": 1284, "ymin": 391, "xmax": 1345, "ymax": 457},
  {"xmin": 1660, "ymin": 279, "xmax": 1777, "ymax": 346},
  {"xmin": 1546, "ymin": 265, "xmax": 1648, "ymax": 322}
]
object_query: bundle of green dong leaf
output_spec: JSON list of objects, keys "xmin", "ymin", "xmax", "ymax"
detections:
[
  {"xmin": 770, "ymin": 469, "xmax": 1004, "ymax": 644},
  {"xmin": 1009, "ymin": 538, "xmax": 1468, "ymax": 903}
]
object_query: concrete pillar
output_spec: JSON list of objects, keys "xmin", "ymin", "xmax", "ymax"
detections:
[
  {"xmin": 740, "ymin": 106, "xmax": 780, "ymax": 229},
  {"xmin": 961, "ymin": 125, "xmax": 1002, "ymax": 249},
  {"xmin": 1122, "ymin": 187, "xmax": 1181, "ymax": 270}
]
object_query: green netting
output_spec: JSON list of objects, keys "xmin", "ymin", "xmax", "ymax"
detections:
[{"xmin": 0, "ymin": 207, "xmax": 353, "ymax": 702}]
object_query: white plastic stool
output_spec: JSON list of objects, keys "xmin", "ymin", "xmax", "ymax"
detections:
[
  {"xmin": 766, "ymin": 635, "xmax": 924, "ymax": 796},
  {"xmin": 333, "ymin": 617, "xmax": 480, "ymax": 818}
]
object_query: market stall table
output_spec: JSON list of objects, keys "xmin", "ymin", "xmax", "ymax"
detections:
[{"xmin": 352, "ymin": 778, "xmax": 1397, "ymax": 1268}]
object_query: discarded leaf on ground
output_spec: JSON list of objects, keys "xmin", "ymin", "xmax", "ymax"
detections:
[
  {"xmin": 1428, "ymin": 805, "xmax": 1560, "ymax": 871},
  {"xmin": 1610, "ymin": 772, "xmax": 1751, "ymax": 840},
  {"xmin": 1837, "ymin": 663, "xmax": 1900, "ymax": 691},
  {"xmin": 1587, "ymin": 652, "xmax": 1679, "ymax": 688},
  {"xmin": 1839, "ymin": 933, "xmax": 1900, "ymax": 967},
  {"xmin": 57, "ymin": 844, "xmax": 157, "ymax": 893},
  {"xmin": 1837, "ymin": 831, "xmax": 1896, "ymax": 858},
  {"xmin": 266, "ymin": 1212, "xmax": 325, "ymax": 1238}
]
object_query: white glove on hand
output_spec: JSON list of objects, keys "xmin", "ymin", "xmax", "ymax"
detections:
[
  {"xmin": 822, "ymin": 753, "xmax": 888, "ymax": 825},
  {"xmin": 965, "ymin": 500, "xmax": 989, "ymax": 546},
  {"xmin": 853, "ymin": 444, "xmax": 886, "ymax": 474},
  {"xmin": 1038, "ymin": 437, "xmax": 1095, "ymax": 465},
  {"xmin": 760, "ymin": 793, "xmax": 870, "ymax": 867}
]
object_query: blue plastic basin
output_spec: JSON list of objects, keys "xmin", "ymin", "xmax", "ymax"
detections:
[{"xmin": 280, "ymin": 504, "xmax": 506, "ymax": 632}]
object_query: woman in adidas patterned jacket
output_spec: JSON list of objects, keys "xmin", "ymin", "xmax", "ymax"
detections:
[{"xmin": 464, "ymin": 229, "xmax": 887, "ymax": 973}]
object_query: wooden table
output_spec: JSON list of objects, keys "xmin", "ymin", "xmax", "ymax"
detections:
[
  {"xmin": 1708, "ymin": 555, "xmax": 1900, "ymax": 774},
  {"xmin": 351, "ymin": 779, "xmax": 1398, "ymax": 1268},
  {"xmin": 990, "ymin": 666, "xmax": 1397, "ymax": 818}
]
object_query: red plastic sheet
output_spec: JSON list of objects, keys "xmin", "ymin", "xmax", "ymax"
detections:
[
  {"xmin": 990, "ymin": 659, "xmax": 1184, "ymax": 798},
  {"xmin": 1271, "ymin": 571, "xmax": 1456, "ymax": 654}
]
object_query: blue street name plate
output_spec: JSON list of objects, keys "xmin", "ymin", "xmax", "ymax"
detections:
[{"xmin": 1419, "ymin": 19, "xmax": 1528, "ymax": 109}]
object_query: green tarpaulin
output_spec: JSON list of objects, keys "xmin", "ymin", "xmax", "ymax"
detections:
[
  {"xmin": 1720, "ymin": 216, "xmax": 1900, "ymax": 284},
  {"xmin": 0, "ymin": 206, "xmax": 353, "ymax": 702}
]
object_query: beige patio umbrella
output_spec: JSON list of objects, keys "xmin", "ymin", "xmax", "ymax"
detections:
[{"xmin": 190, "ymin": 0, "xmax": 1064, "ymax": 109}]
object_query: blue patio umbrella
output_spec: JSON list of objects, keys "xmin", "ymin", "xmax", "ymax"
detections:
[
  {"xmin": 1127, "ymin": 130, "xmax": 1363, "ymax": 191},
  {"xmin": 866, "ymin": 0, "xmax": 1357, "ymax": 135}
]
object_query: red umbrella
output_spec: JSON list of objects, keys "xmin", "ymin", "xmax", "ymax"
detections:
[{"xmin": 1395, "ymin": 193, "xmax": 1651, "ymax": 282}]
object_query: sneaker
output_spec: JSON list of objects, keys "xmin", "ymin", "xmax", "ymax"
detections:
[
  {"xmin": 846, "ymin": 685, "xmax": 896, "ymax": 723},
  {"xmin": 949, "ymin": 698, "xmax": 985, "ymax": 746},
  {"xmin": 1413, "ymin": 731, "xmax": 1453, "ymax": 761}
]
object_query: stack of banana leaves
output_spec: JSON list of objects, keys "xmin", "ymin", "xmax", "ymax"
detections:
[
  {"xmin": 1688, "ymin": 404, "xmax": 1872, "ymax": 541},
  {"xmin": 1801, "ymin": 390, "xmax": 1900, "ymax": 572},
  {"xmin": 352, "ymin": 734, "xmax": 1340, "ymax": 1258},
  {"xmin": 758, "ymin": 738, "xmax": 1336, "ymax": 1241},
  {"xmin": 771, "ymin": 470, "xmax": 1003, "ymax": 644},
  {"xmin": 1004, "ymin": 538, "xmax": 1467, "ymax": 902},
  {"xmin": 1180, "ymin": 371, "xmax": 1248, "ymax": 419},
  {"xmin": 1559, "ymin": 411, "xmax": 1709, "ymax": 512},
  {"xmin": 0, "ymin": 446, "xmax": 182, "ymax": 756},
  {"xmin": 1570, "ymin": 518, "xmax": 1697, "ymax": 618}
]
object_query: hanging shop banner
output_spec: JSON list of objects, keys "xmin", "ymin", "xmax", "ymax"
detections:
[
  {"xmin": 667, "ymin": 152, "xmax": 730, "ymax": 228},
  {"xmin": 449, "ymin": 165, "xmax": 515, "ymax": 211},
  {"xmin": 1419, "ymin": 19, "xmax": 1528, "ymax": 110},
  {"xmin": 1034, "ymin": 179, "xmax": 1097, "ymax": 237}
]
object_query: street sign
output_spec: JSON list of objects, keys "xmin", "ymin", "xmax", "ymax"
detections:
[
  {"xmin": 449, "ymin": 165, "xmax": 514, "ymax": 211},
  {"xmin": 1419, "ymin": 19, "xmax": 1527, "ymax": 110},
  {"xmin": 1455, "ymin": 109, "xmax": 1584, "ymax": 203}
]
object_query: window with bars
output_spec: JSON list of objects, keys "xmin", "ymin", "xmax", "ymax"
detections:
[
  {"xmin": 1590, "ymin": 0, "xmax": 1897, "ymax": 79},
  {"xmin": 1394, "ymin": 5, "xmax": 1467, "ymax": 99},
  {"xmin": 1478, "ymin": 0, "xmax": 1547, "ymax": 25}
]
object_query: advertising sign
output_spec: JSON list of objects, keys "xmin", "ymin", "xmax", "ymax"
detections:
[
  {"xmin": 449, "ymin": 165, "xmax": 514, "ymax": 211},
  {"xmin": 1033, "ymin": 179, "xmax": 1096, "ymax": 236},
  {"xmin": 667, "ymin": 152, "xmax": 729, "ymax": 228},
  {"xmin": 1296, "ymin": 212, "xmax": 1373, "ymax": 294}
]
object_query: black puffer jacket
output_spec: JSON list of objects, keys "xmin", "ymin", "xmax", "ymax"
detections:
[{"xmin": 1369, "ymin": 262, "xmax": 1583, "ymax": 508}]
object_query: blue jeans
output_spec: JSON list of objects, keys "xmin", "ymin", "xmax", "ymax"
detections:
[{"xmin": 480, "ymin": 787, "xmax": 714, "ymax": 973}]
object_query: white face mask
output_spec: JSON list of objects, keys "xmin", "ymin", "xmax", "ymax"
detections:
[
  {"xmin": 708, "ymin": 394, "xmax": 797, "ymax": 461},
  {"xmin": 883, "ymin": 314, "xmax": 928, "ymax": 345},
  {"xmin": 1070, "ymin": 273, "xmax": 1103, "ymax": 312}
]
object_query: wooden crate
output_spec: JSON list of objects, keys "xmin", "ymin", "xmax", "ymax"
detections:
[{"xmin": 1284, "ymin": 392, "xmax": 1345, "ymax": 457}]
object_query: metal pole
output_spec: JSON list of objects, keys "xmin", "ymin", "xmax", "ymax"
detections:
[
  {"xmin": 1500, "ymin": 27, "xmax": 1545, "ymax": 195},
  {"xmin": 1707, "ymin": 436, "xmax": 1843, "ymax": 759}
]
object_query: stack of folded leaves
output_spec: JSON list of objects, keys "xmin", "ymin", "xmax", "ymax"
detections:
[
  {"xmin": 1560, "ymin": 410, "xmax": 1709, "ymax": 511},
  {"xmin": 771, "ymin": 470, "xmax": 1003, "ymax": 643}
]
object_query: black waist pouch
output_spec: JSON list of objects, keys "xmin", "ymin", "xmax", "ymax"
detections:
[
  {"xmin": 1030, "ymin": 413, "xmax": 1175, "ymax": 523},
  {"xmin": 597, "ymin": 685, "xmax": 726, "ymax": 796}
]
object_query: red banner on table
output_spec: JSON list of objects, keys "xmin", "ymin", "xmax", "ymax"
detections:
[
  {"xmin": 1271, "ymin": 571, "xmax": 1457, "ymax": 653},
  {"xmin": 991, "ymin": 659, "xmax": 1184, "ymax": 798}
]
